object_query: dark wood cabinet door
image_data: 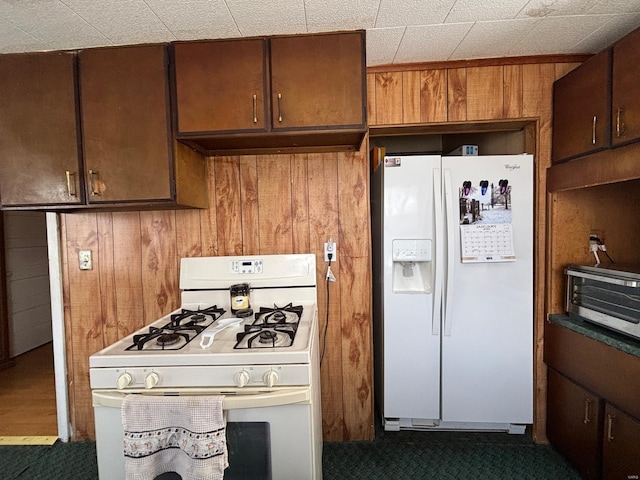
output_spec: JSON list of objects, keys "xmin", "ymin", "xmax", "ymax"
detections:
[
  {"xmin": 79, "ymin": 45, "xmax": 172, "ymax": 203},
  {"xmin": 270, "ymin": 32, "xmax": 365, "ymax": 130},
  {"xmin": 547, "ymin": 368, "xmax": 603, "ymax": 480},
  {"xmin": 612, "ymin": 27, "xmax": 640, "ymax": 147},
  {"xmin": 0, "ymin": 52, "xmax": 83, "ymax": 207},
  {"xmin": 172, "ymin": 39, "xmax": 268, "ymax": 134},
  {"xmin": 552, "ymin": 49, "xmax": 611, "ymax": 163},
  {"xmin": 603, "ymin": 404, "xmax": 640, "ymax": 480}
]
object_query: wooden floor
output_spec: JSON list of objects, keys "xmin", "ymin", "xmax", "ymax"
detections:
[{"xmin": 0, "ymin": 343, "xmax": 58, "ymax": 436}]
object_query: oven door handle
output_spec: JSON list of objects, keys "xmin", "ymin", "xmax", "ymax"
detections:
[{"xmin": 93, "ymin": 388, "xmax": 311, "ymax": 410}]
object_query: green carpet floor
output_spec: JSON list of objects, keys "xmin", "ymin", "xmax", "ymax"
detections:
[{"xmin": 0, "ymin": 431, "xmax": 581, "ymax": 479}]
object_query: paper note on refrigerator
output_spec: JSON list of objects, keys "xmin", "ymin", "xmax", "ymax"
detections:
[{"xmin": 460, "ymin": 223, "xmax": 516, "ymax": 263}]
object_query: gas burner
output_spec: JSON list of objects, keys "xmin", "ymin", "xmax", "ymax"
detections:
[
  {"xmin": 170, "ymin": 305, "xmax": 225, "ymax": 327},
  {"xmin": 256, "ymin": 303, "xmax": 303, "ymax": 326},
  {"xmin": 234, "ymin": 323, "xmax": 298, "ymax": 349},
  {"xmin": 156, "ymin": 332, "xmax": 181, "ymax": 346}
]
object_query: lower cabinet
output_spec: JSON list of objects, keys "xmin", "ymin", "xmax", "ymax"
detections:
[
  {"xmin": 547, "ymin": 368, "xmax": 603, "ymax": 480},
  {"xmin": 602, "ymin": 403, "xmax": 640, "ymax": 479}
]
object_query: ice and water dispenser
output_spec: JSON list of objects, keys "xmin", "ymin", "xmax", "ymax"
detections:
[{"xmin": 391, "ymin": 239, "xmax": 432, "ymax": 293}]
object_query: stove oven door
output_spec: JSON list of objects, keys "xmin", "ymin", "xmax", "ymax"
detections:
[{"xmin": 92, "ymin": 387, "xmax": 322, "ymax": 480}]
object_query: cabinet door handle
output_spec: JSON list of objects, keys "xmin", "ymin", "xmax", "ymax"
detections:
[
  {"xmin": 89, "ymin": 170, "xmax": 100, "ymax": 196},
  {"xmin": 65, "ymin": 170, "xmax": 76, "ymax": 197},
  {"xmin": 583, "ymin": 398, "xmax": 592, "ymax": 424},
  {"xmin": 607, "ymin": 413, "xmax": 615, "ymax": 442},
  {"xmin": 252, "ymin": 94, "xmax": 258, "ymax": 124},
  {"xmin": 277, "ymin": 93, "xmax": 283, "ymax": 123},
  {"xmin": 592, "ymin": 115, "xmax": 597, "ymax": 145},
  {"xmin": 616, "ymin": 107, "xmax": 625, "ymax": 137}
]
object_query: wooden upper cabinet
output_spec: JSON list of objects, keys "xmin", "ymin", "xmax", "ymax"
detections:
[
  {"xmin": 269, "ymin": 32, "xmax": 365, "ymax": 130},
  {"xmin": 172, "ymin": 39, "xmax": 268, "ymax": 134},
  {"xmin": 171, "ymin": 31, "xmax": 367, "ymax": 155},
  {"xmin": 602, "ymin": 403, "xmax": 640, "ymax": 480},
  {"xmin": 552, "ymin": 49, "xmax": 611, "ymax": 164},
  {"xmin": 0, "ymin": 52, "xmax": 83, "ymax": 207},
  {"xmin": 611, "ymin": 27, "xmax": 640, "ymax": 147},
  {"xmin": 79, "ymin": 44, "xmax": 174, "ymax": 203}
]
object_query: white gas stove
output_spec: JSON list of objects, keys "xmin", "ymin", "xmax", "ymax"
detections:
[{"xmin": 90, "ymin": 254, "xmax": 323, "ymax": 480}]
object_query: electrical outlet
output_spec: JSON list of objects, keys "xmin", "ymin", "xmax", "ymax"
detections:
[
  {"xmin": 324, "ymin": 240, "xmax": 336, "ymax": 262},
  {"xmin": 79, "ymin": 250, "xmax": 93, "ymax": 270}
]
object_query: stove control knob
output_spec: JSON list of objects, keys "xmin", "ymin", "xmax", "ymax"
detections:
[
  {"xmin": 116, "ymin": 372, "xmax": 132, "ymax": 390},
  {"xmin": 144, "ymin": 372, "xmax": 160, "ymax": 389},
  {"xmin": 263, "ymin": 370, "xmax": 279, "ymax": 387},
  {"xmin": 235, "ymin": 370, "xmax": 250, "ymax": 388}
]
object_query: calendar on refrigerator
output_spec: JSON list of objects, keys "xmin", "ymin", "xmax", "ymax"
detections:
[{"xmin": 460, "ymin": 223, "xmax": 516, "ymax": 263}]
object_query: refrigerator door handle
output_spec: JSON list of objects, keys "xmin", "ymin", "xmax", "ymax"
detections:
[
  {"xmin": 432, "ymin": 168, "xmax": 442, "ymax": 335},
  {"xmin": 443, "ymin": 169, "xmax": 455, "ymax": 337}
]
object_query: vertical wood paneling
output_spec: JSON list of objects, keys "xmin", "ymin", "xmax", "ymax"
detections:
[
  {"xmin": 308, "ymin": 152, "xmax": 344, "ymax": 440},
  {"xmin": 523, "ymin": 62, "xmax": 557, "ymax": 443},
  {"xmin": 337, "ymin": 148, "xmax": 373, "ymax": 441},
  {"xmin": 466, "ymin": 66, "xmax": 504, "ymax": 120},
  {"xmin": 421, "ymin": 69, "xmax": 448, "ymax": 123},
  {"xmin": 112, "ymin": 212, "xmax": 144, "ymax": 337},
  {"xmin": 64, "ymin": 213, "xmax": 102, "ymax": 439},
  {"xmin": 291, "ymin": 154, "xmax": 310, "ymax": 254},
  {"xmin": 200, "ymin": 158, "xmax": 219, "ymax": 257},
  {"xmin": 447, "ymin": 68, "xmax": 467, "ymax": 121},
  {"xmin": 176, "ymin": 210, "xmax": 202, "ymax": 258},
  {"xmin": 139, "ymin": 211, "xmax": 179, "ymax": 319},
  {"xmin": 375, "ymin": 72, "xmax": 403, "ymax": 124},
  {"xmin": 402, "ymin": 71, "xmax": 421, "ymax": 123},
  {"xmin": 239, "ymin": 156, "xmax": 260, "ymax": 255},
  {"xmin": 555, "ymin": 62, "xmax": 581, "ymax": 80},
  {"xmin": 504, "ymin": 65, "xmax": 523, "ymax": 118},
  {"xmin": 214, "ymin": 157, "xmax": 243, "ymax": 255},
  {"xmin": 256, "ymin": 155, "xmax": 294, "ymax": 254},
  {"xmin": 96, "ymin": 213, "xmax": 117, "ymax": 345},
  {"xmin": 366, "ymin": 72, "xmax": 377, "ymax": 126}
]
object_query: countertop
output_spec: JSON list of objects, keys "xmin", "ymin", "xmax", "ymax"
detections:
[{"xmin": 548, "ymin": 314, "xmax": 640, "ymax": 359}]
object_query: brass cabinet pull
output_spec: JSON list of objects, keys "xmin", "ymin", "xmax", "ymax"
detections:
[
  {"xmin": 89, "ymin": 169, "xmax": 100, "ymax": 196},
  {"xmin": 65, "ymin": 170, "xmax": 76, "ymax": 197},
  {"xmin": 277, "ymin": 93, "xmax": 283, "ymax": 122},
  {"xmin": 252, "ymin": 94, "xmax": 258, "ymax": 123},
  {"xmin": 616, "ymin": 107, "xmax": 625, "ymax": 137},
  {"xmin": 583, "ymin": 398, "xmax": 592, "ymax": 424},
  {"xmin": 592, "ymin": 115, "xmax": 597, "ymax": 145},
  {"xmin": 607, "ymin": 413, "xmax": 615, "ymax": 441}
]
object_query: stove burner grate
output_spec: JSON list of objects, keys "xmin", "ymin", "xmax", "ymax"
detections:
[
  {"xmin": 170, "ymin": 305, "xmax": 225, "ymax": 327},
  {"xmin": 234, "ymin": 303, "xmax": 303, "ymax": 349}
]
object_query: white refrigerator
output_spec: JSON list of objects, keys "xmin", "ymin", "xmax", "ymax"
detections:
[{"xmin": 371, "ymin": 154, "xmax": 533, "ymax": 432}]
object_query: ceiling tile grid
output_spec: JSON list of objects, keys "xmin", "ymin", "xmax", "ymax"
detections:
[{"xmin": 0, "ymin": 0, "xmax": 639, "ymax": 64}]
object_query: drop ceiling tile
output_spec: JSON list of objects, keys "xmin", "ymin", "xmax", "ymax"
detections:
[
  {"xmin": 305, "ymin": 0, "xmax": 378, "ymax": 32},
  {"xmin": 518, "ymin": 0, "xmax": 599, "ymax": 18},
  {"xmin": 375, "ymin": 0, "xmax": 456, "ymax": 27},
  {"xmin": 0, "ymin": 0, "xmax": 108, "ymax": 49},
  {"xmin": 145, "ymin": 0, "xmax": 240, "ymax": 40},
  {"xmin": 510, "ymin": 14, "xmax": 614, "ymax": 55},
  {"xmin": 365, "ymin": 26, "xmax": 405, "ymax": 66},
  {"xmin": 0, "ymin": 18, "xmax": 45, "ymax": 52},
  {"xmin": 225, "ymin": 0, "xmax": 306, "ymax": 36},
  {"xmin": 445, "ymin": 0, "xmax": 530, "ymax": 23},
  {"xmin": 63, "ymin": 0, "xmax": 173, "ymax": 44},
  {"xmin": 589, "ymin": 0, "xmax": 640, "ymax": 14},
  {"xmin": 573, "ymin": 13, "xmax": 640, "ymax": 51},
  {"xmin": 394, "ymin": 23, "xmax": 473, "ymax": 63},
  {"xmin": 450, "ymin": 18, "xmax": 542, "ymax": 59}
]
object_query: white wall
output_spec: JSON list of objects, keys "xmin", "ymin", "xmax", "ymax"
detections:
[{"xmin": 3, "ymin": 211, "xmax": 52, "ymax": 356}]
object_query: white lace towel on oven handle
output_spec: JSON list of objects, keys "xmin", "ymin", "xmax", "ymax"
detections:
[{"xmin": 122, "ymin": 394, "xmax": 228, "ymax": 480}]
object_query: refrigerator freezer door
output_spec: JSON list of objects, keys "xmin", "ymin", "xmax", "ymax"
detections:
[
  {"xmin": 382, "ymin": 155, "xmax": 441, "ymax": 421},
  {"xmin": 440, "ymin": 155, "xmax": 534, "ymax": 424}
]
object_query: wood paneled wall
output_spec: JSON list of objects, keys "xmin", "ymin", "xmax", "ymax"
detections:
[
  {"xmin": 61, "ymin": 56, "xmax": 583, "ymax": 443},
  {"xmin": 61, "ymin": 149, "xmax": 373, "ymax": 441}
]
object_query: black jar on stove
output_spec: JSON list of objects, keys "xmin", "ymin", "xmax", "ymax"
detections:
[{"xmin": 230, "ymin": 283, "xmax": 251, "ymax": 315}]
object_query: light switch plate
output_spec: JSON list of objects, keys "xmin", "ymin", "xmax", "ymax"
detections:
[{"xmin": 79, "ymin": 250, "xmax": 92, "ymax": 270}]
